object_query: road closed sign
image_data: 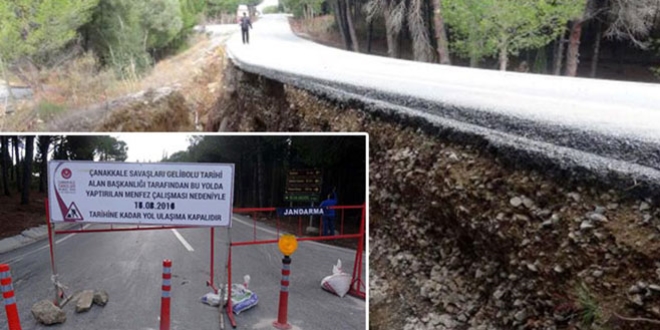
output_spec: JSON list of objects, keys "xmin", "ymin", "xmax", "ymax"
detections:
[{"xmin": 48, "ymin": 161, "xmax": 234, "ymax": 227}]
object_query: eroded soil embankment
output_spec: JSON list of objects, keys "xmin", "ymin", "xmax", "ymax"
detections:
[{"xmin": 209, "ymin": 63, "xmax": 660, "ymax": 330}]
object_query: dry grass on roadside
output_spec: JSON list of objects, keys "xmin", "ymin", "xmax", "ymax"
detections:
[{"xmin": 1, "ymin": 33, "xmax": 225, "ymax": 131}]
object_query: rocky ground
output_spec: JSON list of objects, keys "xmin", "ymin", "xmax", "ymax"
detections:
[{"xmin": 207, "ymin": 65, "xmax": 660, "ymax": 329}]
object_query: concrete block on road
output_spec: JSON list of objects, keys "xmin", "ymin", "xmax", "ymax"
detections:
[
  {"xmin": 76, "ymin": 290, "xmax": 95, "ymax": 313},
  {"xmin": 31, "ymin": 300, "xmax": 66, "ymax": 325},
  {"xmin": 93, "ymin": 290, "xmax": 109, "ymax": 306}
]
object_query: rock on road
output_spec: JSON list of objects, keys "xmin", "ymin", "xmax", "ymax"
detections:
[{"xmin": 0, "ymin": 214, "xmax": 365, "ymax": 329}]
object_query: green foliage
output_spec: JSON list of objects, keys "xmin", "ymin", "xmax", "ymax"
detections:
[
  {"xmin": 280, "ymin": 0, "xmax": 324, "ymax": 18},
  {"xmin": 444, "ymin": 0, "xmax": 585, "ymax": 66},
  {"xmin": 84, "ymin": 0, "xmax": 205, "ymax": 77},
  {"xmin": 52, "ymin": 136, "xmax": 128, "ymax": 161},
  {"xmin": 262, "ymin": 5, "xmax": 280, "ymax": 14},
  {"xmin": 0, "ymin": 0, "xmax": 98, "ymax": 65},
  {"xmin": 576, "ymin": 281, "xmax": 601, "ymax": 327},
  {"xmin": 36, "ymin": 101, "xmax": 66, "ymax": 119}
]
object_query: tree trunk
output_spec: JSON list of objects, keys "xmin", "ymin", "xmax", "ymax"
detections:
[
  {"xmin": 13, "ymin": 136, "xmax": 20, "ymax": 192},
  {"xmin": 590, "ymin": 21, "xmax": 602, "ymax": 78},
  {"xmin": 345, "ymin": 0, "xmax": 359, "ymax": 52},
  {"xmin": 553, "ymin": 29, "xmax": 568, "ymax": 75},
  {"xmin": 565, "ymin": 17, "xmax": 585, "ymax": 77},
  {"xmin": 367, "ymin": 21, "xmax": 373, "ymax": 54},
  {"xmin": 499, "ymin": 42, "xmax": 508, "ymax": 71},
  {"xmin": 432, "ymin": 0, "xmax": 451, "ymax": 64},
  {"xmin": 383, "ymin": 6, "xmax": 401, "ymax": 58},
  {"xmin": 333, "ymin": 0, "xmax": 352, "ymax": 50},
  {"xmin": 22, "ymin": 136, "xmax": 34, "ymax": 205},
  {"xmin": 1, "ymin": 137, "xmax": 10, "ymax": 196},
  {"xmin": 38, "ymin": 136, "xmax": 50, "ymax": 193}
]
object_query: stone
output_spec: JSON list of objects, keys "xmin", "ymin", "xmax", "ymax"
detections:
[
  {"xmin": 554, "ymin": 265, "xmax": 564, "ymax": 273},
  {"xmin": 629, "ymin": 294, "xmax": 644, "ymax": 307},
  {"xmin": 580, "ymin": 220, "xmax": 595, "ymax": 230},
  {"xmin": 514, "ymin": 309, "xmax": 527, "ymax": 322},
  {"xmin": 76, "ymin": 290, "xmax": 94, "ymax": 313},
  {"xmin": 567, "ymin": 192, "xmax": 581, "ymax": 202},
  {"xmin": 93, "ymin": 290, "xmax": 109, "ymax": 306},
  {"xmin": 31, "ymin": 300, "xmax": 66, "ymax": 325},
  {"xmin": 541, "ymin": 219, "xmax": 553, "ymax": 228},
  {"xmin": 527, "ymin": 263, "xmax": 538, "ymax": 272},
  {"xmin": 594, "ymin": 206, "xmax": 606, "ymax": 214},
  {"xmin": 629, "ymin": 285, "xmax": 641, "ymax": 294},
  {"xmin": 649, "ymin": 284, "xmax": 660, "ymax": 292},
  {"xmin": 493, "ymin": 289, "xmax": 505, "ymax": 300},
  {"xmin": 592, "ymin": 270, "xmax": 604, "ymax": 278},
  {"xmin": 607, "ymin": 203, "xmax": 619, "ymax": 210},
  {"xmin": 640, "ymin": 202, "xmax": 651, "ymax": 211},
  {"xmin": 510, "ymin": 197, "xmax": 522, "ymax": 207},
  {"xmin": 588, "ymin": 213, "xmax": 608, "ymax": 223},
  {"xmin": 522, "ymin": 197, "xmax": 535, "ymax": 209}
]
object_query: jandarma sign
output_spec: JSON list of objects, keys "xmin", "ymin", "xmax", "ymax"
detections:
[
  {"xmin": 48, "ymin": 161, "xmax": 235, "ymax": 227},
  {"xmin": 276, "ymin": 207, "xmax": 325, "ymax": 216}
]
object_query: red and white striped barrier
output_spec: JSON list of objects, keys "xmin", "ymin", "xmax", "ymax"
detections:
[
  {"xmin": 272, "ymin": 256, "xmax": 292, "ymax": 330},
  {"xmin": 160, "ymin": 260, "xmax": 172, "ymax": 330},
  {"xmin": 1, "ymin": 264, "xmax": 22, "ymax": 330}
]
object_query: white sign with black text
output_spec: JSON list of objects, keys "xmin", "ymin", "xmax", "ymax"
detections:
[{"xmin": 48, "ymin": 161, "xmax": 234, "ymax": 227}]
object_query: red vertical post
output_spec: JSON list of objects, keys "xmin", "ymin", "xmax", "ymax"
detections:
[
  {"xmin": 226, "ymin": 245, "xmax": 236, "ymax": 327},
  {"xmin": 273, "ymin": 256, "xmax": 292, "ymax": 330},
  {"xmin": 160, "ymin": 260, "xmax": 172, "ymax": 330},
  {"xmin": 209, "ymin": 228, "xmax": 215, "ymax": 292},
  {"xmin": 0, "ymin": 264, "xmax": 22, "ymax": 330},
  {"xmin": 297, "ymin": 217, "xmax": 301, "ymax": 237},
  {"xmin": 349, "ymin": 204, "xmax": 366, "ymax": 298}
]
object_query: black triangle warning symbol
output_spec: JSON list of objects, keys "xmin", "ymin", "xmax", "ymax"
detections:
[{"xmin": 65, "ymin": 202, "xmax": 83, "ymax": 221}]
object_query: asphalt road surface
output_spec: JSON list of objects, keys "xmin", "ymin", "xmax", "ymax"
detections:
[
  {"xmin": 225, "ymin": 14, "xmax": 660, "ymax": 189},
  {"xmin": 0, "ymin": 214, "xmax": 365, "ymax": 329}
]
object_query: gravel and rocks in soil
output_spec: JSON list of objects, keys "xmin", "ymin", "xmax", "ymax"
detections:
[{"xmin": 212, "ymin": 66, "xmax": 660, "ymax": 329}]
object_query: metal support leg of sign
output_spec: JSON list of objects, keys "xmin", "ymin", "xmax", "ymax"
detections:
[
  {"xmin": 225, "ymin": 226, "xmax": 236, "ymax": 328},
  {"xmin": 45, "ymin": 199, "xmax": 61, "ymax": 307},
  {"xmin": 207, "ymin": 228, "xmax": 217, "ymax": 293}
]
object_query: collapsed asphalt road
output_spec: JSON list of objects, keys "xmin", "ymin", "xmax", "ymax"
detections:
[
  {"xmin": 0, "ymin": 214, "xmax": 365, "ymax": 329},
  {"xmin": 226, "ymin": 14, "xmax": 660, "ymax": 194}
]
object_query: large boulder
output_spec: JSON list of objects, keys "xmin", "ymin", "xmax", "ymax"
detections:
[
  {"xmin": 31, "ymin": 300, "xmax": 66, "ymax": 325},
  {"xmin": 93, "ymin": 290, "xmax": 109, "ymax": 306},
  {"xmin": 75, "ymin": 290, "xmax": 94, "ymax": 313}
]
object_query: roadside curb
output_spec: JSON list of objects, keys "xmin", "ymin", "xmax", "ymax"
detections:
[{"xmin": 0, "ymin": 223, "xmax": 79, "ymax": 254}]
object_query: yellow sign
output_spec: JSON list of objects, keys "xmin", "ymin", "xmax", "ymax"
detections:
[{"xmin": 278, "ymin": 234, "xmax": 298, "ymax": 256}]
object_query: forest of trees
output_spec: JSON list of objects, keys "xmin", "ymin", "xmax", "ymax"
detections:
[
  {"xmin": 0, "ymin": 136, "xmax": 127, "ymax": 205},
  {"xmin": 0, "ymin": 0, "xmax": 254, "ymax": 104},
  {"xmin": 165, "ymin": 135, "xmax": 367, "ymax": 208},
  {"xmin": 284, "ymin": 0, "xmax": 660, "ymax": 80}
]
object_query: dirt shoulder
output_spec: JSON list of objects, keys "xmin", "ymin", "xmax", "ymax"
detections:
[{"xmin": 1, "ymin": 32, "xmax": 229, "ymax": 132}]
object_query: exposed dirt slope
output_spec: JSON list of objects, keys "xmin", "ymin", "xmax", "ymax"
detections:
[{"xmin": 209, "ymin": 65, "xmax": 660, "ymax": 329}]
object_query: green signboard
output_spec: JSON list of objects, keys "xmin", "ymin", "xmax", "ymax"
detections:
[{"xmin": 284, "ymin": 169, "xmax": 322, "ymax": 202}]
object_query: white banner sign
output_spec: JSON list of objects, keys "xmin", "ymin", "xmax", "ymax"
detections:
[{"xmin": 48, "ymin": 161, "xmax": 234, "ymax": 227}]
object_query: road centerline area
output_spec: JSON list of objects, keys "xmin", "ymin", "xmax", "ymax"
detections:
[{"xmin": 171, "ymin": 228, "xmax": 195, "ymax": 252}]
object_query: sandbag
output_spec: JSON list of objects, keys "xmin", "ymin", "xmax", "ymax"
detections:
[
  {"xmin": 321, "ymin": 259, "xmax": 351, "ymax": 297},
  {"xmin": 222, "ymin": 275, "xmax": 259, "ymax": 314}
]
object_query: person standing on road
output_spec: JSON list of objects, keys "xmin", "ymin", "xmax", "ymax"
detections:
[
  {"xmin": 320, "ymin": 188, "xmax": 338, "ymax": 236},
  {"xmin": 240, "ymin": 13, "xmax": 252, "ymax": 44}
]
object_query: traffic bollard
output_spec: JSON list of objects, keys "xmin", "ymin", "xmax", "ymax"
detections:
[
  {"xmin": 1, "ymin": 264, "xmax": 22, "ymax": 330},
  {"xmin": 272, "ymin": 256, "xmax": 292, "ymax": 330},
  {"xmin": 160, "ymin": 260, "xmax": 172, "ymax": 330}
]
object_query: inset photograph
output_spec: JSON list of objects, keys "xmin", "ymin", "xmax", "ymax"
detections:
[{"xmin": 0, "ymin": 133, "xmax": 366, "ymax": 329}]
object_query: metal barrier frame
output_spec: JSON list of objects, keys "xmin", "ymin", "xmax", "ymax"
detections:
[
  {"xmin": 44, "ymin": 199, "xmax": 365, "ymax": 329},
  {"xmin": 224, "ymin": 204, "xmax": 366, "ymax": 328}
]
